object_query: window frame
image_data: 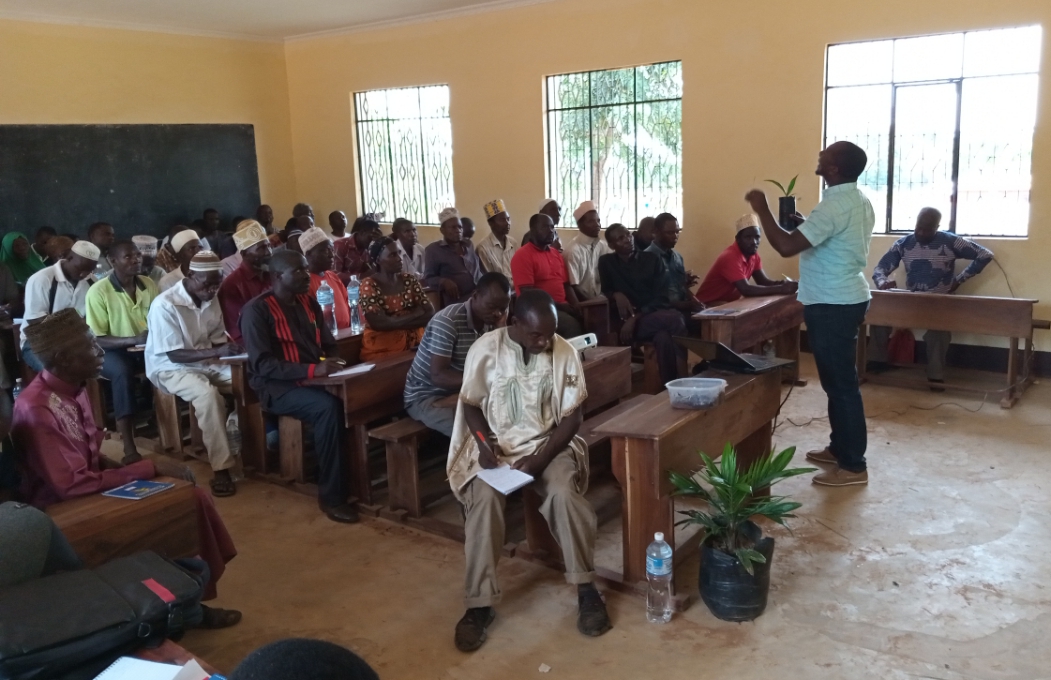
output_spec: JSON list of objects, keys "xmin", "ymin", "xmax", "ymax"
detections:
[
  {"xmin": 823, "ymin": 26, "xmax": 1040, "ymax": 237},
  {"xmin": 352, "ymin": 84, "xmax": 454, "ymax": 226}
]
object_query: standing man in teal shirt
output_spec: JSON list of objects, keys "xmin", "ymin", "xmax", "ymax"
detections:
[{"xmin": 745, "ymin": 141, "xmax": 874, "ymax": 487}]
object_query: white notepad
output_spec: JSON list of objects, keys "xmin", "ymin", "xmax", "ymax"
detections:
[
  {"xmin": 220, "ymin": 352, "xmax": 249, "ymax": 361},
  {"xmin": 328, "ymin": 362, "xmax": 375, "ymax": 378},
  {"xmin": 93, "ymin": 657, "xmax": 181, "ymax": 680},
  {"xmin": 476, "ymin": 464, "xmax": 534, "ymax": 495}
]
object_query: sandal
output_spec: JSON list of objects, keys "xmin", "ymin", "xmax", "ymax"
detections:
[
  {"xmin": 210, "ymin": 473, "xmax": 236, "ymax": 497},
  {"xmin": 200, "ymin": 605, "xmax": 242, "ymax": 629}
]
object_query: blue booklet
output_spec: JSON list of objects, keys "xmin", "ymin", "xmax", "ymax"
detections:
[{"xmin": 102, "ymin": 480, "xmax": 175, "ymax": 501}]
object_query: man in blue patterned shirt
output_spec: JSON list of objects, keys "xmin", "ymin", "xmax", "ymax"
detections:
[{"xmin": 869, "ymin": 207, "xmax": 993, "ymax": 385}]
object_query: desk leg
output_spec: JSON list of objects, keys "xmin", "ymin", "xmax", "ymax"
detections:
[
  {"xmin": 615, "ymin": 437, "xmax": 673, "ymax": 584},
  {"xmin": 1001, "ymin": 337, "xmax": 1019, "ymax": 409},
  {"xmin": 775, "ymin": 326, "xmax": 802, "ymax": 384},
  {"xmin": 238, "ymin": 403, "xmax": 266, "ymax": 474}
]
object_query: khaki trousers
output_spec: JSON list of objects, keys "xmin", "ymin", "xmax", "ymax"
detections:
[
  {"xmin": 154, "ymin": 365, "xmax": 235, "ymax": 472},
  {"xmin": 462, "ymin": 449, "xmax": 597, "ymax": 608}
]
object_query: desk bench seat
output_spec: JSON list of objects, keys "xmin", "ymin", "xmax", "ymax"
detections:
[{"xmin": 370, "ymin": 417, "xmax": 434, "ymax": 518}]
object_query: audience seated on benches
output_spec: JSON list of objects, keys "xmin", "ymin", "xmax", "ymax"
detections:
[
  {"xmin": 240, "ymin": 250, "xmax": 358, "ymax": 524},
  {"xmin": 564, "ymin": 201, "xmax": 611, "ymax": 302},
  {"xmin": 301, "ymin": 227, "xmax": 352, "ymax": 331},
  {"xmin": 510, "ymin": 213, "xmax": 583, "ymax": 338},
  {"xmin": 359, "ymin": 237, "xmax": 434, "ymax": 360},
  {"xmin": 217, "ymin": 220, "xmax": 272, "ymax": 343},
  {"xmin": 403, "ymin": 272, "xmax": 510, "ymax": 437},
  {"xmin": 449, "ymin": 288, "xmax": 611, "ymax": 652}
]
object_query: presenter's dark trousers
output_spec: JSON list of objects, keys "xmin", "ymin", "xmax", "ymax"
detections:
[
  {"xmin": 264, "ymin": 386, "xmax": 348, "ymax": 508},
  {"xmin": 803, "ymin": 301, "xmax": 869, "ymax": 473}
]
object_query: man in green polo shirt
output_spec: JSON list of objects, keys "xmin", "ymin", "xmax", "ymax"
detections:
[
  {"xmin": 745, "ymin": 141, "xmax": 874, "ymax": 487},
  {"xmin": 85, "ymin": 239, "xmax": 159, "ymax": 463}
]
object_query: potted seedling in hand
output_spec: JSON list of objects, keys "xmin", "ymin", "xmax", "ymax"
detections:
[{"xmin": 765, "ymin": 176, "xmax": 800, "ymax": 231}]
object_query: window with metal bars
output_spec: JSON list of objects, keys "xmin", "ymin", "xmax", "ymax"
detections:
[
  {"xmin": 353, "ymin": 85, "xmax": 454, "ymax": 225},
  {"xmin": 824, "ymin": 26, "xmax": 1041, "ymax": 237},
  {"xmin": 545, "ymin": 61, "xmax": 683, "ymax": 229}
]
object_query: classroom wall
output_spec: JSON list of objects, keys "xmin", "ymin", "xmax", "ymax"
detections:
[
  {"xmin": 285, "ymin": 0, "xmax": 1051, "ymax": 350},
  {"xmin": 0, "ymin": 19, "xmax": 297, "ymax": 229}
]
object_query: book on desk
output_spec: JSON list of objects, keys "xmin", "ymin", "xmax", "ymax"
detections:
[{"xmin": 101, "ymin": 480, "xmax": 174, "ymax": 501}]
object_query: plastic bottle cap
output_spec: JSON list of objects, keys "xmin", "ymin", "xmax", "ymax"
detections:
[{"xmin": 654, "ymin": 532, "xmax": 664, "ymax": 542}]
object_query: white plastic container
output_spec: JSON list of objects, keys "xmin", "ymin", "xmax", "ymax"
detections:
[{"xmin": 665, "ymin": 378, "xmax": 727, "ymax": 410}]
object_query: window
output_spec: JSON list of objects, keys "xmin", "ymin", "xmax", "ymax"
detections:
[
  {"xmin": 824, "ymin": 26, "xmax": 1041, "ymax": 236},
  {"xmin": 353, "ymin": 85, "xmax": 454, "ymax": 225},
  {"xmin": 545, "ymin": 61, "xmax": 683, "ymax": 228}
]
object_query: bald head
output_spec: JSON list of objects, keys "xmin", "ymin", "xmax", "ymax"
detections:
[{"xmin": 914, "ymin": 207, "xmax": 943, "ymax": 245}]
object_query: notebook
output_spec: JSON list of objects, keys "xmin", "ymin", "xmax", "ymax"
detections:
[
  {"xmin": 476, "ymin": 465, "xmax": 534, "ymax": 495},
  {"xmin": 102, "ymin": 480, "xmax": 175, "ymax": 500},
  {"xmin": 328, "ymin": 362, "xmax": 375, "ymax": 378},
  {"xmin": 93, "ymin": 657, "xmax": 181, "ymax": 680}
]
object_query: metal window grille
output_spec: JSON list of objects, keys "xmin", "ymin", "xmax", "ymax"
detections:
[
  {"xmin": 824, "ymin": 26, "xmax": 1041, "ymax": 237},
  {"xmin": 545, "ymin": 61, "xmax": 683, "ymax": 229},
  {"xmin": 353, "ymin": 85, "xmax": 454, "ymax": 225}
]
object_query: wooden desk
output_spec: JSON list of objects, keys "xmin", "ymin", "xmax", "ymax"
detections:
[
  {"xmin": 858, "ymin": 290, "xmax": 1039, "ymax": 408},
  {"xmin": 591, "ymin": 370, "xmax": 781, "ymax": 585},
  {"xmin": 45, "ymin": 477, "xmax": 199, "ymax": 568},
  {"xmin": 693, "ymin": 294, "xmax": 803, "ymax": 383},
  {"xmin": 579, "ymin": 345, "xmax": 632, "ymax": 415}
]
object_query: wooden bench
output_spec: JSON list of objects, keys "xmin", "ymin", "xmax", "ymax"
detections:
[
  {"xmin": 45, "ymin": 477, "xmax": 199, "ymax": 568},
  {"xmin": 369, "ymin": 417, "xmax": 434, "ymax": 518},
  {"xmin": 154, "ymin": 388, "xmax": 207, "ymax": 461}
]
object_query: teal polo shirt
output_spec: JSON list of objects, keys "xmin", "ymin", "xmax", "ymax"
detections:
[{"xmin": 797, "ymin": 182, "xmax": 875, "ymax": 306}]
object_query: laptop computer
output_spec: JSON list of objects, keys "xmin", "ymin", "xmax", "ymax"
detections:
[{"xmin": 672, "ymin": 336, "xmax": 795, "ymax": 374}]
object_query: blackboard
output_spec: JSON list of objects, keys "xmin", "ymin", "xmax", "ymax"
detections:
[{"xmin": 0, "ymin": 124, "xmax": 261, "ymax": 238}]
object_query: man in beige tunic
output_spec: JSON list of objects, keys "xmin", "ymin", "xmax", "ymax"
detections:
[{"xmin": 448, "ymin": 288, "xmax": 612, "ymax": 652}]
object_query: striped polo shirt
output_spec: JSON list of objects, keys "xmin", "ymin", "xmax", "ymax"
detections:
[{"xmin": 403, "ymin": 300, "xmax": 486, "ymax": 406}]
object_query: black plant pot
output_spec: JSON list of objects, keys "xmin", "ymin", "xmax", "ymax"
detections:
[
  {"xmin": 699, "ymin": 520, "xmax": 775, "ymax": 622},
  {"xmin": 778, "ymin": 196, "xmax": 797, "ymax": 231}
]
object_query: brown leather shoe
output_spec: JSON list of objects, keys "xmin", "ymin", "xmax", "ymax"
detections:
[
  {"xmin": 455, "ymin": 607, "xmax": 495, "ymax": 652},
  {"xmin": 577, "ymin": 584, "xmax": 612, "ymax": 637},
  {"xmin": 812, "ymin": 467, "xmax": 868, "ymax": 487},
  {"xmin": 805, "ymin": 448, "xmax": 837, "ymax": 465}
]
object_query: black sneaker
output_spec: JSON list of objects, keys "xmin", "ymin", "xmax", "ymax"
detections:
[
  {"xmin": 577, "ymin": 585, "xmax": 612, "ymax": 637},
  {"xmin": 455, "ymin": 607, "xmax": 495, "ymax": 652}
]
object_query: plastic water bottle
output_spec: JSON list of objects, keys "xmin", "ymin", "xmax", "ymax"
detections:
[
  {"xmin": 347, "ymin": 275, "xmax": 363, "ymax": 334},
  {"xmin": 225, "ymin": 412, "xmax": 241, "ymax": 458},
  {"xmin": 646, "ymin": 531, "xmax": 674, "ymax": 623},
  {"xmin": 11, "ymin": 378, "xmax": 22, "ymax": 401},
  {"xmin": 316, "ymin": 280, "xmax": 338, "ymax": 335}
]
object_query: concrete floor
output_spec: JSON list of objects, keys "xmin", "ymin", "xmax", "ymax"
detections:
[{"xmin": 167, "ymin": 356, "xmax": 1051, "ymax": 679}]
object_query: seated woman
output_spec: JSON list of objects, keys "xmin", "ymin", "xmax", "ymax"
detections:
[
  {"xmin": 1, "ymin": 232, "xmax": 45, "ymax": 286},
  {"xmin": 359, "ymin": 237, "xmax": 434, "ymax": 360}
]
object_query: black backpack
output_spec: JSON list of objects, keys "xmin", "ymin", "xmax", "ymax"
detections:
[{"xmin": 0, "ymin": 551, "xmax": 205, "ymax": 680}]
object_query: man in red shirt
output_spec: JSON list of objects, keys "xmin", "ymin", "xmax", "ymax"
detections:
[
  {"xmin": 217, "ymin": 220, "xmax": 273, "ymax": 341},
  {"xmin": 695, "ymin": 214, "xmax": 798, "ymax": 305},
  {"xmin": 510, "ymin": 213, "xmax": 583, "ymax": 337}
]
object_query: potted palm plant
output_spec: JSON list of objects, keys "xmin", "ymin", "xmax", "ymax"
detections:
[
  {"xmin": 765, "ymin": 176, "xmax": 799, "ymax": 231},
  {"xmin": 669, "ymin": 444, "xmax": 814, "ymax": 622}
]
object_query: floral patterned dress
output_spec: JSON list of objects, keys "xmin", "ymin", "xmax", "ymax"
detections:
[{"xmin": 359, "ymin": 273, "xmax": 429, "ymax": 360}]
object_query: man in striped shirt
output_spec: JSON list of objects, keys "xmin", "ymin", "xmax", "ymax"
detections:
[
  {"xmin": 870, "ymin": 207, "xmax": 994, "ymax": 384},
  {"xmin": 404, "ymin": 272, "xmax": 511, "ymax": 436},
  {"xmin": 240, "ymin": 250, "xmax": 358, "ymax": 524}
]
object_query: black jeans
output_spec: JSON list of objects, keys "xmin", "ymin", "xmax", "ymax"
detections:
[
  {"xmin": 100, "ymin": 348, "xmax": 146, "ymax": 420},
  {"xmin": 634, "ymin": 308, "xmax": 687, "ymax": 385},
  {"xmin": 264, "ymin": 386, "xmax": 348, "ymax": 508},
  {"xmin": 803, "ymin": 302, "xmax": 869, "ymax": 472}
]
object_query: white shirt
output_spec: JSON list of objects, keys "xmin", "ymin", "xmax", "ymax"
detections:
[
  {"xmin": 475, "ymin": 231, "xmax": 517, "ymax": 283},
  {"xmin": 396, "ymin": 239, "xmax": 426, "ymax": 279},
  {"xmin": 145, "ymin": 280, "xmax": 227, "ymax": 383},
  {"xmin": 158, "ymin": 268, "xmax": 186, "ymax": 293},
  {"xmin": 564, "ymin": 232, "xmax": 611, "ymax": 299},
  {"xmin": 21, "ymin": 262, "xmax": 94, "ymax": 346}
]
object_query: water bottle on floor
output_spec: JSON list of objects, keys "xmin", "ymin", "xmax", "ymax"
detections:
[
  {"xmin": 11, "ymin": 378, "xmax": 22, "ymax": 401},
  {"xmin": 646, "ymin": 531, "xmax": 673, "ymax": 623},
  {"xmin": 347, "ymin": 275, "xmax": 363, "ymax": 334},
  {"xmin": 316, "ymin": 279, "xmax": 338, "ymax": 335}
]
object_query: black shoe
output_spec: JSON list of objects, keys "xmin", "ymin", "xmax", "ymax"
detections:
[
  {"xmin": 577, "ymin": 584, "xmax": 612, "ymax": 637},
  {"xmin": 199, "ymin": 604, "xmax": 242, "ymax": 629},
  {"xmin": 320, "ymin": 503, "xmax": 359, "ymax": 523},
  {"xmin": 455, "ymin": 607, "xmax": 495, "ymax": 652}
]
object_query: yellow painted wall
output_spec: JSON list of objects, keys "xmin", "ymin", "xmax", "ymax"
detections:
[
  {"xmin": 0, "ymin": 19, "xmax": 297, "ymax": 227},
  {"xmin": 285, "ymin": 0, "xmax": 1051, "ymax": 350}
]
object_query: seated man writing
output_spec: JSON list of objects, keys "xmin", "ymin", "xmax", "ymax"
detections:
[
  {"xmin": 598, "ymin": 223, "xmax": 686, "ymax": 385},
  {"xmin": 146, "ymin": 252, "xmax": 243, "ymax": 497},
  {"xmin": 869, "ymin": 206, "xmax": 993, "ymax": 387},
  {"xmin": 240, "ymin": 250, "xmax": 358, "ymax": 524},
  {"xmin": 85, "ymin": 240, "xmax": 159, "ymax": 465},
  {"xmin": 695, "ymin": 214, "xmax": 798, "ymax": 305},
  {"xmin": 510, "ymin": 213, "xmax": 583, "ymax": 338},
  {"xmin": 448, "ymin": 288, "xmax": 612, "ymax": 652},
  {"xmin": 12, "ymin": 308, "xmax": 239, "ymax": 621},
  {"xmin": 403, "ymin": 272, "xmax": 510, "ymax": 437}
]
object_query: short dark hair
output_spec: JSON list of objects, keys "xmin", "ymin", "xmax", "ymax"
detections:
[
  {"xmin": 230, "ymin": 638, "xmax": 378, "ymax": 680},
  {"xmin": 391, "ymin": 218, "xmax": 413, "ymax": 235},
  {"xmin": 203, "ymin": 208, "xmax": 218, "ymax": 216},
  {"xmin": 367, "ymin": 236, "xmax": 396, "ymax": 266},
  {"xmin": 514, "ymin": 287, "xmax": 556, "ymax": 322},
  {"xmin": 35, "ymin": 226, "xmax": 56, "ymax": 239},
  {"xmin": 351, "ymin": 217, "xmax": 381, "ymax": 235},
  {"xmin": 109, "ymin": 239, "xmax": 138, "ymax": 258},
  {"xmin": 476, "ymin": 271, "xmax": 511, "ymax": 297},
  {"xmin": 292, "ymin": 203, "xmax": 313, "ymax": 218},
  {"xmin": 528, "ymin": 213, "xmax": 553, "ymax": 231},
  {"xmin": 87, "ymin": 222, "xmax": 112, "ymax": 239},
  {"xmin": 832, "ymin": 142, "xmax": 868, "ymax": 181},
  {"xmin": 604, "ymin": 223, "xmax": 628, "ymax": 244},
  {"xmin": 269, "ymin": 248, "xmax": 306, "ymax": 275},
  {"xmin": 654, "ymin": 213, "xmax": 677, "ymax": 232}
]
